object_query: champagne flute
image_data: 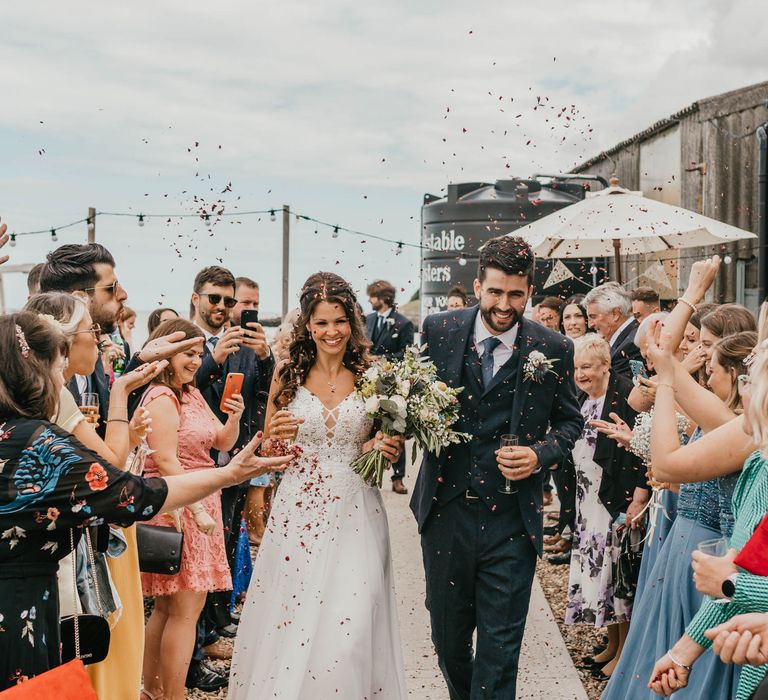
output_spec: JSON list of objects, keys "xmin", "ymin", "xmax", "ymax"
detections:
[
  {"xmin": 696, "ymin": 537, "xmax": 731, "ymax": 604},
  {"xmin": 79, "ymin": 392, "xmax": 100, "ymax": 425},
  {"xmin": 498, "ymin": 434, "xmax": 519, "ymax": 495}
]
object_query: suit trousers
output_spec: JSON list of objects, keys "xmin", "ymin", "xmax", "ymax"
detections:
[
  {"xmin": 391, "ymin": 451, "xmax": 406, "ymax": 481},
  {"xmin": 421, "ymin": 494, "xmax": 537, "ymax": 700}
]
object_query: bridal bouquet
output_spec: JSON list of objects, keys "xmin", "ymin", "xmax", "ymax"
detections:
[{"xmin": 352, "ymin": 347, "xmax": 471, "ymax": 488}]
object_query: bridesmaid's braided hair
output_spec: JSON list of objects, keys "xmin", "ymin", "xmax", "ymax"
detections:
[{"xmin": 273, "ymin": 272, "xmax": 371, "ymax": 409}]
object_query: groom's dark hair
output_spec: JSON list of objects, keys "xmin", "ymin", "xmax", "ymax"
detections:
[{"xmin": 478, "ymin": 235, "xmax": 535, "ymax": 285}]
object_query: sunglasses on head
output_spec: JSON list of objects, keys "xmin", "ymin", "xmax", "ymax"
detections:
[{"xmin": 200, "ymin": 293, "xmax": 238, "ymax": 308}]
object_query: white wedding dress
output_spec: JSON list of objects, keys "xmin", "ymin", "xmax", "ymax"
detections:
[{"xmin": 228, "ymin": 386, "xmax": 408, "ymax": 699}]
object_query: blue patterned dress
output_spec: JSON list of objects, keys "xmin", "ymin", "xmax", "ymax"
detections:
[
  {"xmin": 0, "ymin": 418, "xmax": 168, "ymax": 690},
  {"xmin": 601, "ymin": 428, "xmax": 741, "ymax": 699}
]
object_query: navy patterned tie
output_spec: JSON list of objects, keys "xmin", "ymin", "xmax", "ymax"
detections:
[{"xmin": 481, "ymin": 336, "xmax": 502, "ymax": 388}]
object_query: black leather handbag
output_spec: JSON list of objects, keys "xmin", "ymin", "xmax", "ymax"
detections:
[
  {"xmin": 60, "ymin": 528, "xmax": 111, "ymax": 665},
  {"xmin": 136, "ymin": 522, "xmax": 184, "ymax": 575}
]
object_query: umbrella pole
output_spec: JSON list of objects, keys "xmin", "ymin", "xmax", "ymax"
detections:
[{"xmin": 613, "ymin": 239, "xmax": 623, "ymax": 284}]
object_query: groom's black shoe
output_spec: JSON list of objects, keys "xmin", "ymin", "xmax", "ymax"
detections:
[
  {"xmin": 186, "ymin": 660, "xmax": 228, "ymax": 691},
  {"xmin": 546, "ymin": 553, "xmax": 571, "ymax": 565}
]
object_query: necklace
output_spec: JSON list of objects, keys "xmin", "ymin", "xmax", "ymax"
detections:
[{"xmin": 327, "ymin": 381, "xmax": 337, "ymax": 394}]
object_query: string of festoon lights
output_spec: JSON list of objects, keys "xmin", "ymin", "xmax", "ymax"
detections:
[
  {"xmin": 7, "ymin": 208, "xmax": 737, "ymax": 267},
  {"xmin": 7, "ymin": 207, "xmax": 425, "ymax": 257}
]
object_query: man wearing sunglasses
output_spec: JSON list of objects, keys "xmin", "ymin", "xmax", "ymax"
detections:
[
  {"xmin": 188, "ymin": 265, "xmax": 275, "ymax": 691},
  {"xmin": 39, "ymin": 243, "xmax": 201, "ymax": 432}
]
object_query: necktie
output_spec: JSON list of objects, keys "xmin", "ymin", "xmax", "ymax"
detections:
[
  {"xmin": 374, "ymin": 316, "xmax": 384, "ymax": 341},
  {"xmin": 209, "ymin": 336, "xmax": 219, "ymax": 348},
  {"xmin": 481, "ymin": 336, "xmax": 502, "ymax": 387}
]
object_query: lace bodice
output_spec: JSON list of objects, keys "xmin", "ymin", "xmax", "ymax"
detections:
[{"xmin": 278, "ymin": 386, "xmax": 374, "ymax": 503}]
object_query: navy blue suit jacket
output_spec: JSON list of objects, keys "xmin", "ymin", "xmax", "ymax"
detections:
[
  {"xmin": 365, "ymin": 310, "xmax": 414, "ymax": 360},
  {"xmin": 410, "ymin": 308, "xmax": 583, "ymax": 554}
]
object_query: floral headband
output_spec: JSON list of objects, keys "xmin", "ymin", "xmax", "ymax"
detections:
[{"xmin": 15, "ymin": 325, "xmax": 30, "ymax": 359}]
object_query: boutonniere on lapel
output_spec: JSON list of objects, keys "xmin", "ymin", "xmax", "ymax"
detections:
[
  {"xmin": 523, "ymin": 350, "xmax": 558, "ymax": 384},
  {"xmin": 384, "ymin": 317, "xmax": 396, "ymax": 328}
]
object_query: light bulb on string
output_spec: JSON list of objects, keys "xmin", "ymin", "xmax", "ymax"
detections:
[
  {"xmin": 9, "ymin": 234, "xmax": 16, "ymax": 247},
  {"xmin": 395, "ymin": 242, "xmax": 403, "ymax": 256},
  {"xmin": 87, "ymin": 218, "xmax": 95, "ymax": 234},
  {"xmin": 332, "ymin": 226, "xmax": 339, "ymax": 239},
  {"xmin": 589, "ymin": 265, "xmax": 598, "ymax": 275},
  {"xmin": 51, "ymin": 228, "xmax": 58, "ymax": 242},
  {"xmin": 723, "ymin": 255, "xmax": 732, "ymax": 265},
  {"xmin": 204, "ymin": 213, "xmax": 211, "ymax": 228},
  {"xmin": 270, "ymin": 210, "xmax": 276, "ymax": 222},
  {"xmin": 458, "ymin": 256, "xmax": 467, "ymax": 266},
  {"xmin": 137, "ymin": 214, "xmax": 145, "ymax": 227}
]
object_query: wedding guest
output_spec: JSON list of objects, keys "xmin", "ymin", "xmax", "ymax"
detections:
[
  {"xmin": 700, "ymin": 304, "xmax": 757, "ymax": 367},
  {"xmin": 271, "ymin": 321, "xmax": 294, "ymax": 364},
  {"xmin": 365, "ymin": 279, "xmax": 414, "ymax": 495},
  {"xmin": 118, "ymin": 305, "xmax": 136, "ymax": 355},
  {"xmin": 561, "ymin": 298, "xmax": 588, "ymax": 339},
  {"xmin": 148, "ymin": 307, "xmax": 180, "ymax": 335},
  {"xmin": 566, "ymin": 334, "xmax": 644, "ymax": 680},
  {"xmin": 141, "ymin": 318, "xmax": 246, "ymax": 700},
  {"xmin": 25, "ymin": 292, "xmax": 157, "ymax": 700},
  {"xmin": 190, "ymin": 268, "xmax": 274, "ymax": 669},
  {"xmin": 649, "ymin": 342, "xmax": 768, "ymax": 699},
  {"xmin": 630, "ymin": 286, "xmax": 661, "ymax": 322},
  {"xmin": 706, "ymin": 613, "xmax": 768, "ymax": 699},
  {"xmin": 602, "ymin": 258, "xmax": 753, "ymax": 700},
  {"xmin": 26, "ymin": 262, "xmax": 44, "ymax": 298},
  {"xmin": 678, "ymin": 303, "xmax": 718, "ymax": 386},
  {"xmin": 0, "ymin": 313, "xmax": 290, "ymax": 691},
  {"xmin": 537, "ymin": 296, "xmax": 564, "ymax": 332},
  {"xmin": 228, "ymin": 276, "xmax": 275, "ymax": 550},
  {"xmin": 584, "ymin": 282, "xmax": 643, "ymax": 377},
  {"xmin": 447, "ymin": 284, "xmax": 468, "ymax": 310}
]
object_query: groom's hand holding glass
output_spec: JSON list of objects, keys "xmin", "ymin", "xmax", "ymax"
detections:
[{"xmin": 496, "ymin": 444, "xmax": 541, "ymax": 480}]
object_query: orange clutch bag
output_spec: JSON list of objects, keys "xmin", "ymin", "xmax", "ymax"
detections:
[{"xmin": 0, "ymin": 660, "xmax": 97, "ymax": 699}]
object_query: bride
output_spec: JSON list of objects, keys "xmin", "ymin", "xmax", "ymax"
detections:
[{"xmin": 228, "ymin": 272, "xmax": 408, "ymax": 699}]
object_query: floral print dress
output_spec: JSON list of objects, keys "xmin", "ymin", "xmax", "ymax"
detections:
[
  {"xmin": 0, "ymin": 418, "xmax": 168, "ymax": 690},
  {"xmin": 565, "ymin": 396, "xmax": 632, "ymax": 627}
]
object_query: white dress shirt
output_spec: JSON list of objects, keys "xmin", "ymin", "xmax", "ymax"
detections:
[{"xmin": 474, "ymin": 312, "xmax": 519, "ymax": 378}]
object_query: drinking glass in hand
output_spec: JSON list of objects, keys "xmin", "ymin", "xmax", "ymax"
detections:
[
  {"xmin": 79, "ymin": 392, "xmax": 100, "ymax": 425},
  {"xmin": 498, "ymin": 434, "xmax": 519, "ymax": 495},
  {"xmin": 697, "ymin": 537, "xmax": 731, "ymax": 604}
]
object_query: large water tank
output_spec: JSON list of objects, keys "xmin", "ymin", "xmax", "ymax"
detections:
[{"xmin": 420, "ymin": 177, "xmax": 604, "ymax": 317}]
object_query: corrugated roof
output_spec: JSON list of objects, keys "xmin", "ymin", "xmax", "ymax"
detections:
[{"xmin": 571, "ymin": 80, "xmax": 768, "ymax": 172}]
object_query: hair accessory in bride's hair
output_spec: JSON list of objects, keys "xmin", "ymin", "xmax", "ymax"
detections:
[{"xmin": 15, "ymin": 325, "xmax": 30, "ymax": 358}]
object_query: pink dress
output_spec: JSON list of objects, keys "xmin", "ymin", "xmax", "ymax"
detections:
[{"xmin": 140, "ymin": 385, "xmax": 232, "ymax": 595}]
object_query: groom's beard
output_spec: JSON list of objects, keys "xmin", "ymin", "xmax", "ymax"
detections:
[{"xmin": 480, "ymin": 305, "xmax": 519, "ymax": 334}]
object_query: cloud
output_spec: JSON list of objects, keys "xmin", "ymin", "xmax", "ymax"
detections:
[{"xmin": 1, "ymin": 0, "xmax": 764, "ymax": 315}]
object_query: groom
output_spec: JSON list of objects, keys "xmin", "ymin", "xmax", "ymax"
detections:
[{"xmin": 412, "ymin": 235, "xmax": 583, "ymax": 699}]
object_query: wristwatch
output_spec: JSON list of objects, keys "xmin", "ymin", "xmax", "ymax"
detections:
[{"xmin": 721, "ymin": 573, "xmax": 738, "ymax": 598}]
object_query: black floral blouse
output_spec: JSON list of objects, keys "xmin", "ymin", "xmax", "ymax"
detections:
[{"xmin": 0, "ymin": 417, "xmax": 168, "ymax": 688}]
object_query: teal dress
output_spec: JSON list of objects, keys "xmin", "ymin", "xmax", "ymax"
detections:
[{"xmin": 687, "ymin": 452, "xmax": 768, "ymax": 700}]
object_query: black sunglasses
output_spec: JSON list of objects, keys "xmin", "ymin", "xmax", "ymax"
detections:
[{"xmin": 199, "ymin": 293, "xmax": 238, "ymax": 309}]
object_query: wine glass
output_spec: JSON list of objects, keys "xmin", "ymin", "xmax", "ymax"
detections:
[
  {"xmin": 79, "ymin": 393, "xmax": 100, "ymax": 425},
  {"xmin": 696, "ymin": 537, "xmax": 731, "ymax": 604},
  {"xmin": 498, "ymin": 434, "xmax": 519, "ymax": 495}
]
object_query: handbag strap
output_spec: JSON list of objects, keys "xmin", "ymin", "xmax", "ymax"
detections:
[{"xmin": 68, "ymin": 529, "xmax": 81, "ymax": 660}]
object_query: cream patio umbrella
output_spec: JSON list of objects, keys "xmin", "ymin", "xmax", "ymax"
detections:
[{"xmin": 508, "ymin": 177, "xmax": 756, "ymax": 283}]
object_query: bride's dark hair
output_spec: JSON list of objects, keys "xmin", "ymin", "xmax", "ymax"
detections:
[{"xmin": 273, "ymin": 272, "xmax": 371, "ymax": 408}]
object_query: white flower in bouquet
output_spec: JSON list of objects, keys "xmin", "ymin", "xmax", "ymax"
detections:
[
  {"xmin": 397, "ymin": 379, "xmax": 412, "ymax": 398},
  {"xmin": 364, "ymin": 395, "xmax": 382, "ymax": 414}
]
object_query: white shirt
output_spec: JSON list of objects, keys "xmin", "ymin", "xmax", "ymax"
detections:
[
  {"xmin": 75, "ymin": 374, "xmax": 88, "ymax": 397},
  {"xmin": 474, "ymin": 312, "xmax": 519, "ymax": 378},
  {"xmin": 609, "ymin": 317, "xmax": 634, "ymax": 349},
  {"xmin": 202, "ymin": 327, "xmax": 225, "ymax": 355}
]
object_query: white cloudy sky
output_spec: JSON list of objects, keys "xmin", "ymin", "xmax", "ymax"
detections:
[{"xmin": 2, "ymin": 0, "xmax": 766, "ymax": 319}]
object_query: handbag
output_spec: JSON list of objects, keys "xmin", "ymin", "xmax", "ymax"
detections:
[
  {"xmin": 59, "ymin": 528, "xmax": 111, "ymax": 665},
  {"xmin": 734, "ymin": 512, "xmax": 768, "ymax": 576},
  {"xmin": 0, "ymin": 660, "xmax": 97, "ymax": 699},
  {"xmin": 613, "ymin": 525, "xmax": 643, "ymax": 601},
  {"xmin": 136, "ymin": 522, "xmax": 184, "ymax": 575}
]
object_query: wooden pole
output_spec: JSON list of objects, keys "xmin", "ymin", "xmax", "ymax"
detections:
[
  {"xmin": 613, "ymin": 239, "xmax": 623, "ymax": 284},
  {"xmin": 88, "ymin": 207, "xmax": 96, "ymax": 243},
  {"xmin": 282, "ymin": 205, "xmax": 290, "ymax": 318}
]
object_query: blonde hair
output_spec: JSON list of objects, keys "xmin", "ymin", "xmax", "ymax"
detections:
[
  {"xmin": 749, "ymin": 347, "xmax": 768, "ymax": 456},
  {"xmin": 24, "ymin": 292, "xmax": 89, "ymax": 345},
  {"xmin": 573, "ymin": 332, "xmax": 611, "ymax": 367}
]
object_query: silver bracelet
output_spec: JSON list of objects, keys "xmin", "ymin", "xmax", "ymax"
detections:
[{"xmin": 666, "ymin": 650, "xmax": 692, "ymax": 672}]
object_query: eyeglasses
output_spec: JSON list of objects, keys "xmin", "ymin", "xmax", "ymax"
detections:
[
  {"xmin": 83, "ymin": 280, "xmax": 122, "ymax": 296},
  {"xmin": 71, "ymin": 323, "xmax": 102, "ymax": 338},
  {"xmin": 737, "ymin": 374, "xmax": 752, "ymax": 395},
  {"xmin": 199, "ymin": 293, "xmax": 238, "ymax": 308}
]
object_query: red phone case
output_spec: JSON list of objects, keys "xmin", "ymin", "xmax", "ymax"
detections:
[{"xmin": 219, "ymin": 373, "xmax": 244, "ymax": 412}]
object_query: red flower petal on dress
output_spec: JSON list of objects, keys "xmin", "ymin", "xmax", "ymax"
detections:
[{"xmin": 86, "ymin": 463, "xmax": 109, "ymax": 491}]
